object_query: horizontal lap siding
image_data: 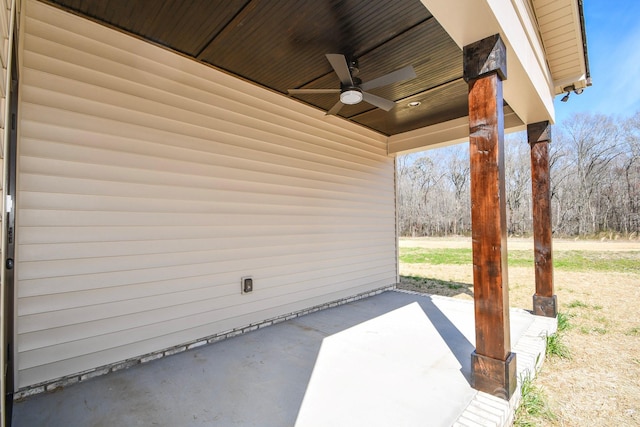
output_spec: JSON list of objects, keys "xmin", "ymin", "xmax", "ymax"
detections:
[{"xmin": 17, "ymin": 0, "xmax": 396, "ymax": 388}]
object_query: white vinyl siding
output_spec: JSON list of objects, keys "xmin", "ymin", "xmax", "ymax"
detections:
[{"xmin": 16, "ymin": 0, "xmax": 396, "ymax": 388}]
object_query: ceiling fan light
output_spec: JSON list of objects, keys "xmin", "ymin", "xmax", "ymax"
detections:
[{"xmin": 340, "ymin": 89, "xmax": 363, "ymax": 105}]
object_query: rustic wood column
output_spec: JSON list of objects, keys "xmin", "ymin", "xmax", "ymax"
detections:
[
  {"xmin": 528, "ymin": 122, "xmax": 557, "ymax": 317},
  {"xmin": 464, "ymin": 34, "xmax": 516, "ymax": 400}
]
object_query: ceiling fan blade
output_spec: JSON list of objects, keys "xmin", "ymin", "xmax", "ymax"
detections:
[
  {"xmin": 326, "ymin": 54, "xmax": 354, "ymax": 86},
  {"xmin": 362, "ymin": 92, "xmax": 396, "ymax": 111},
  {"xmin": 288, "ymin": 88, "xmax": 341, "ymax": 94},
  {"xmin": 360, "ymin": 65, "xmax": 416, "ymax": 91},
  {"xmin": 326, "ymin": 100, "xmax": 344, "ymax": 116}
]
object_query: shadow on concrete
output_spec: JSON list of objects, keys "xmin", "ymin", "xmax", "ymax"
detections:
[
  {"xmin": 417, "ymin": 295, "xmax": 475, "ymax": 380},
  {"xmin": 398, "ymin": 275, "xmax": 474, "ymax": 298},
  {"xmin": 13, "ymin": 291, "xmax": 478, "ymax": 427}
]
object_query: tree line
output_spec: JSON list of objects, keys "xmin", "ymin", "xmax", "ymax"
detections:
[{"xmin": 397, "ymin": 112, "xmax": 640, "ymax": 238}]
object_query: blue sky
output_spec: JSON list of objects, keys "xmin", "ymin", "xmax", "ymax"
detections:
[{"xmin": 553, "ymin": 0, "xmax": 640, "ymax": 125}]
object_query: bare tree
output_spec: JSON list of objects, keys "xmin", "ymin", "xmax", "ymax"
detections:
[
  {"xmin": 446, "ymin": 146, "xmax": 470, "ymax": 235},
  {"xmin": 397, "ymin": 148, "xmax": 464, "ymax": 236},
  {"xmin": 504, "ymin": 135, "xmax": 532, "ymax": 235},
  {"xmin": 561, "ymin": 113, "xmax": 622, "ymax": 234},
  {"xmin": 397, "ymin": 111, "xmax": 639, "ymax": 237},
  {"xmin": 621, "ymin": 112, "xmax": 640, "ymax": 234}
]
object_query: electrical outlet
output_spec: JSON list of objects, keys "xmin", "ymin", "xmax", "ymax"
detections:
[{"xmin": 241, "ymin": 276, "xmax": 253, "ymax": 294}]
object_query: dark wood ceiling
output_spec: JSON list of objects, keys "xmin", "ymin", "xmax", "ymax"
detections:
[{"xmin": 43, "ymin": 0, "xmax": 491, "ymax": 136}]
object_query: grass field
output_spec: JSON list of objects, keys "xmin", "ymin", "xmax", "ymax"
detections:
[
  {"xmin": 401, "ymin": 247, "xmax": 640, "ymax": 273},
  {"xmin": 398, "ymin": 237, "xmax": 640, "ymax": 426}
]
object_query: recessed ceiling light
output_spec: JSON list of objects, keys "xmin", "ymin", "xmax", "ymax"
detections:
[{"xmin": 408, "ymin": 101, "xmax": 421, "ymax": 107}]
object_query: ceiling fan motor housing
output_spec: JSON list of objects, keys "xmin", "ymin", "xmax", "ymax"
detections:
[
  {"xmin": 340, "ymin": 76, "xmax": 363, "ymax": 104},
  {"xmin": 340, "ymin": 88, "xmax": 363, "ymax": 105}
]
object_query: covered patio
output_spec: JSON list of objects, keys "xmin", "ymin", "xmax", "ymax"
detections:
[
  {"xmin": 0, "ymin": 0, "xmax": 589, "ymax": 425},
  {"xmin": 13, "ymin": 290, "xmax": 556, "ymax": 426}
]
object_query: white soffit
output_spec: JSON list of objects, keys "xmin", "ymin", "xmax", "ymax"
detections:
[
  {"xmin": 532, "ymin": 0, "xmax": 590, "ymax": 94},
  {"xmin": 389, "ymin": 0, "xmax": 555, "ymax": 154},
  {"xmin": 421, "ymin": 0, "xmax": 555, "ymax": 123}
]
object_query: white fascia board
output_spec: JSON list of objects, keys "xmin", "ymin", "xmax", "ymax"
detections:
[
  {"xmin": 388, "ymin": 109, "xmax": 525, "ymax": 155},
  {"xmin": 388, "ymin": 117, "xmax": 470, "ymax": 155},
  {"xmin": 419, "ymin": 0, "xmax": 555, "ymax": 125}
]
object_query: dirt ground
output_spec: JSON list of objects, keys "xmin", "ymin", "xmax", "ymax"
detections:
[{"xmin": 399, "ymin": 237, "xmax": 640, "ymax": 426}]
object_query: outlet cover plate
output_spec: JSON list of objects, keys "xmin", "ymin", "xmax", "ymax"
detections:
[{"xmin": 241, "ymin": 276, "xmax": 253, "ymax": 294}]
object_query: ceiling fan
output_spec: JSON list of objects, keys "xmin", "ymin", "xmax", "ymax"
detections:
[{"xmin": 288, "ymin": 54, "xmax": 416, "ymax": 115}]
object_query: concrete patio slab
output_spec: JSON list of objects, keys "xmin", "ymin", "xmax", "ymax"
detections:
[{"xmin": 12, "ymin": 290, "xmax": 556, "ymax": 427}]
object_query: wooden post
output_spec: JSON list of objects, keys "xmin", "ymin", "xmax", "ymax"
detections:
[
  {"xmin": 528, "ymin": 122, "xmax": 557, "ymax": 317},
  {"xmin": 464, "ymin": 34, "xmax": 516, "ymax": 400}
]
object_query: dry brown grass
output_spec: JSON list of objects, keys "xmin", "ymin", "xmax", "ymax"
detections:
[{"xmin": 399, "ymin": 237, "xmax": 640, "ymax": 426}]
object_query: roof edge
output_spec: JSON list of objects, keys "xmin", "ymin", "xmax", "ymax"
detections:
[{"xmin": 577, "ymin": 0, "xmax": 591, "ymax": 82}]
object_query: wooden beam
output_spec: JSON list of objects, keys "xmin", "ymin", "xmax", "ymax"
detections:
[
  {"xmin": 528, "ymin": 121, "xmax": 557, "ymax": 317},
  {"xmin": 464, "ymin": 34, "xmax": 516, "ymax": 400}
]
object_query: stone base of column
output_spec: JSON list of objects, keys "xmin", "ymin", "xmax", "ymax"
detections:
[
  {"xmin": 471, "ymin": 351, "xmax": 517, "ymax": 400},
  {"xmin": 533, "ymin": 294, "xmax": 557, "ymax": 318}
]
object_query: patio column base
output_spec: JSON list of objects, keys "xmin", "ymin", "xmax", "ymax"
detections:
[
  {"xmin": 533, "ymin": 294, "xmax": 557, "ymax": 318},
  {"xmin": 471, "ymin": 350, "xmax": 517, "ymax": 400}
]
